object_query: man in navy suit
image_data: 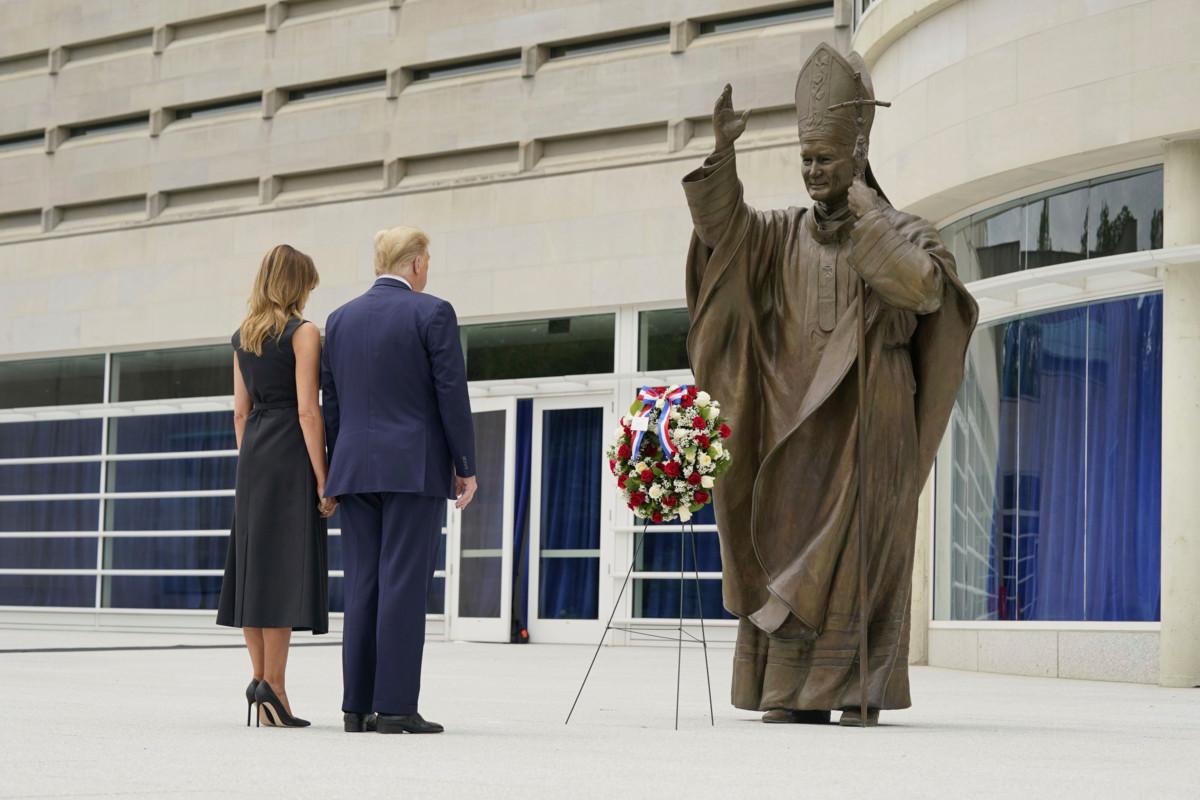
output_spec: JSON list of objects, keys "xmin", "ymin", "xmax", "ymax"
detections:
[{"xmin": 321, "ymin": 225, "xmax": 477, "ymax": 735}]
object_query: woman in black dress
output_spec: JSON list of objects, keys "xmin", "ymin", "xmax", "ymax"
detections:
[{"xmin": 217, "ymin": 244, "xmax": 335, "ymax": 728}]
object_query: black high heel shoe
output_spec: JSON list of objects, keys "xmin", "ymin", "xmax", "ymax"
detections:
[
  {"xmin": 245, "ymin": 678, "xmax": 260, "ymax": 727},
  {"xmin": 254, "ymin": 680, "xmax": 310, "ymax": 728}
]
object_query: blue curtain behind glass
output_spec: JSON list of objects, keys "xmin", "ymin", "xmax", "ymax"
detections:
[
  {"xmin": 510, "ymin": 399, "xmax": 532, "ymax": 640},
  {"xmin": 636, "ymin": 503, "xmax": 732, "ymax": 619},
  {"xmin": 988, "ymin": 295, "xmax": 1161, "ymax": 621},
  {"xmin": 538, "ymin": 408, "xmax": 601, "ymax": 620}
]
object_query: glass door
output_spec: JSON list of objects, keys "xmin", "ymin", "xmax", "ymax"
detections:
[
  {"xmin": 446, "ymin": 396, "xmax": 516, "ymax": 642},
  {"xmin": 527, "ymin": 394, "xmax": 613, "ymax": 643}
]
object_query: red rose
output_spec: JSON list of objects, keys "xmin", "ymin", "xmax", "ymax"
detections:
[
  {"xmin": 697, "ymin": 434, "xmax": 710, "ymax": 450},
  {"xmin": 691, "ymin": 416, "xmax": 706, "ymax": 430},
  {"xmin": 663, "ymin": 495, "xmax": 678, "ymax": 507},
  {"xmin": 687, "ymin": 471, "xmax": 701, "ymax": 486},
  {"xmin": 630, "ymin": 491, "xmax": 646, "ymax": 507},
  {"xmin": 688, "ymin": 386, "xmax": 698, "ymax": 397},
  {"xmin": 608, "ymin": 458, "xmax": 616, "ymax": 474},
  {"xmin": 617, "ymin": 474, "xmax": 627, "ymax": 489},
  {"xmin": 694, "ymin": 490, "xmax": 710, "ymax": 504},
  {"xmin": 664, "ymin": 461, "xmax": 682, "ymax": 478},
  {"xmin": 618, "ymin": 443, "xmax": 632, "ymax": 459},
  {"xmin": 640, "ymin": 469, "xmax": 653, "ymax": 483},
  {"xmin": 680, "ymin": 393, "xmax": 694, "ymax": 408},
  {"xmin": 652, "ymin": 512, "xmax": 663, "ymax": 524},
  {"xmin": 719, "ymin": 423, "xmax": 732, "ymax": 439}
]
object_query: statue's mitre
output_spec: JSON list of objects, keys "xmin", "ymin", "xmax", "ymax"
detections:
[{"xmin": 795, "ymin": 43, "xmax": 876, "ymax": 147}]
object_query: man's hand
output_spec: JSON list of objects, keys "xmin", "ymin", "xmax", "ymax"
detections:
[
  {"xmin": 455, "ymin": 475, "xmax": 478, "ymax": 510},
  {"xmin": 848, "ymin": 177, "xmax": 887, "ymax": 219},
  {"xmin": 713, "ymin": 84, "xmax": 750, "ymax": 152}
]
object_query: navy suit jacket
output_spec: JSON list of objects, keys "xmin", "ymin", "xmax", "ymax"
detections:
[{"xmin": 321, "ymin": 278, "xmax": 476, "ymax": 499}]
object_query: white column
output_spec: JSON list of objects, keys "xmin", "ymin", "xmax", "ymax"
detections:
[
  {"xmin": 1160, "ymin": 139, "xmax": 1200, "ymax": 688},
  {"xmin": 908, "ymin": 475, "xmax": 934, "ymax": 665}
]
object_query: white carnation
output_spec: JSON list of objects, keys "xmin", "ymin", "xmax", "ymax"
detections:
[{"xmin": 649, "ymin": 484, "xmax": 663, "ymax": 500}]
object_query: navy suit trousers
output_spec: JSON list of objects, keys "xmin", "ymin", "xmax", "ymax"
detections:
[{"xmin": 339, "ymin": 491, "xmax": 443, "ymax": 715}]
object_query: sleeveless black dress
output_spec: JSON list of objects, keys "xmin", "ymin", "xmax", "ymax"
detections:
[{"xmin": 217, "ymin": 319, "xmax": 329, "ymax": 634}]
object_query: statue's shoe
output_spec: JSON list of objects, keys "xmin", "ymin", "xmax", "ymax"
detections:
[
  {"xmin": 838, "ymin": 708, "xmax": 880, "ymax": 727},
  {"xmin": 761, "ymin": 708, "xmax": 831, "ymax": 724}
]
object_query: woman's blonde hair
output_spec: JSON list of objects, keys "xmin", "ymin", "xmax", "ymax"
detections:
[
  {"xmin": 374, "ymin": 226, "xmax": 429, "ymax": 276},
  {"xmin": 238, "ymin": 244, "xmax": 319, "ymax": 356}
]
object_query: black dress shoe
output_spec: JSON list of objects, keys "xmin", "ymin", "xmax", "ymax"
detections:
[
  {"xmin": 376, "ymin": 713, "xmax": 444, "ymax": 734},
  {"xmin": 761, "ymin": 708, "xmax": 831, "ymax": 725},
  {"xmin": 344, "ymin": 712, "xmax": 377, "ymax": 733}
]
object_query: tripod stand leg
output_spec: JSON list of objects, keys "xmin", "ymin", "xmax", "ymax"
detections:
[
  {"xmin": 675, "ymin": 523, "xmax": 684, "ymax": 731},
  {"xmin": 689, "ymin": 522, "xmax": 715, "ymax": 726},
  {"xmin": 565, "ymin": 523, "xmax": 646, "ymax": 724}
]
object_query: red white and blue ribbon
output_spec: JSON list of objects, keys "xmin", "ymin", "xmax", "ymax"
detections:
[{"xmin": 631, "ymin": 385, "xmax": 690, "ymax": 460}]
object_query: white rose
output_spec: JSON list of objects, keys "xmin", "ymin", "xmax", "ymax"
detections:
[
  {"xmin": 655, "ymin": 398, "xmax": 665, "ymax": 409},
  {"xmin": 679, "ymin": 507, "xmax": 692, "ymax": 522},
  {"xmin": 713, "ymin": 442, "xmax": 724, "ymax": 456},
  {"xmin": 649, "ymin": 484, "xmax": 663, "ymax": 500},
  {"xmin": 696, "ymin": 391, "xmax": 711, "ymax": 407},
  {"xmin": 701, "ymin": 476, "xmax": 715, "ymax": 489}
]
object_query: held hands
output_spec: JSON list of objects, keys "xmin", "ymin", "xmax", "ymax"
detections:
[
  {"xmin": 455, "ymin": 475, "xmax": 478, "ymax": 511},
  {"xmin": 317, "ymin": 493, "xmax": 337, "ymax": 518},
  {"xmin": 847, "ymin": 177, "xmax": 887, "ymax": 219},
  {"xmin": 713, "ymin": 84, "xmax": 750, "ymax": 152}
]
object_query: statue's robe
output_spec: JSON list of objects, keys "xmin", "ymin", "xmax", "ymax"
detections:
[{"xmin": 682, "ymin": 146, "xmax": 977, "ymax": 712}]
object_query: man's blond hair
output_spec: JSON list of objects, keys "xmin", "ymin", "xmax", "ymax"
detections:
[{"xmin": 374, "ymin": 226, "xmax": 429, "ymax": 276}]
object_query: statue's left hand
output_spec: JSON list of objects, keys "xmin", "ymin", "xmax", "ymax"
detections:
[{"xmin": 848, "ymin": 178, "xmax": 886, "ymax": 218}]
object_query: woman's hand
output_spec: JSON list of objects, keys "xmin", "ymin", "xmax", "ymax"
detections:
[{"xmin": 318, "ymin": 494, "xmax": 338, "ymax": 518}]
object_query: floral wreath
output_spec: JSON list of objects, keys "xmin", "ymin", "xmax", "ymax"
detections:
[{"xmin": 606, "ymin": 385, "xmax": 732, "ymax": 523}]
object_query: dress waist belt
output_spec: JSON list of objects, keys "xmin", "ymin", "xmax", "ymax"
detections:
[{"xmin": 252, "ymin": 400, "xmax": 298, "ymax": 411}]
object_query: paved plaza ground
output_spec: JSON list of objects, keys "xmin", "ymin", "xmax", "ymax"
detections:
[{"xmin": 0, "ymin": 628, "xmax": 1198, "ymax": 799}]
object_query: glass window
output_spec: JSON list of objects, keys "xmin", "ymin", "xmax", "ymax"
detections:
[
  {"xmin": 109, "ymin": 412, "xmax": 235, "ymax": 454},
  {"xmin": 68, "ymin": 114, "xmax": 148, "ymax": 139},
  {"xmin": 173, "ymin": 94, "xmax": 260, "ymax": 121},
  {"xmin": 935, "ymin": 293, "xmax": 1162, "ymax": 621},
  {"xmin": 106, "ymin": 536, "xmax": 227, "ymax": 570},
  {"xmin": 0, "ymin": 355, "xmax": 105, "ymax": 409},
  {"xmin": 110, "ymin": 346, "xmax": 231, "ymax": 402},
  {"xmin": 1089, "ymin": 170, "xmax": 1164, "ymax": 257},
  {"xmin": 0, "ymin": 537, "xmax": 97, "ymax": 569},
  {"xmin": 462, "ymin": 314, "xmax": 615, "ymax": 381},
  {"xmin": 0, "ymin": 130, "xmax": 44, "ymax": 151},
  {"xmin": 698, "ymin": 3, "xmax": 834, "ymax": 35},
  {"xmin": 104, "ymin": 576, "xmax": 222, "ymax": 610},
  {"xmin": 940, "ymin": 167, "xmax": 1164, "ymax": 282},
  {"xmin": 286, "ymin": 74, "xmax": 386, "ymax": 102},
  {"xmin": 1024, "ymin": 185, "xmax": 1087, "ymax": 269},
  {"xmin": 0, "ymin": 419, "xmax": 102, "ymax": 458},
  {"xmin": 411, "ymin": 52, "xmax": 521, "ymax": 82},
  {"xmin": 632, "ymin": 504, "xmax": 732, "ymax": 619},
  {"xmin": 638, "ymin": 308, "xmax": 691, "ymax": 372},
  {"xmin": 548, "ymin": 28, "xmax": 670, "ymax": 60},
  {"xmin": 0, "ymin": 575, "xmax": 95, "ymax": 607}
]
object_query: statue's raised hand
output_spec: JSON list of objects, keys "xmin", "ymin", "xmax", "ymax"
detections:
[{"xmin": 713, "ymin": 84, "xmax": 750, "ymax": 152}]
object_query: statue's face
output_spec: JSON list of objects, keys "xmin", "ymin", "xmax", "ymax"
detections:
[{"xmin": 800, "ymin": 140, "xmax": 856, "ymax": 204}]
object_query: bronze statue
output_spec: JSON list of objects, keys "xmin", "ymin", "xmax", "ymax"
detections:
[{"xmin": 682, "ymin": 44, "xmax": 977, "ymax": 726}]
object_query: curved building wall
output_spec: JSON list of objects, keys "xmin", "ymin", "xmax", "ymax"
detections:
[{"xmin": 855, "ymin": 0, "xmax": 1200, "ymax": 686}]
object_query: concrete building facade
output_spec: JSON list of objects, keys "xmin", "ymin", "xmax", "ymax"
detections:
[{"xmin": 1, "ymin": 0, "xmax": 1197, "ymax": 688}]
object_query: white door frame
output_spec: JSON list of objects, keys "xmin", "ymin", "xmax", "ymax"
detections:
[
  {"xmin": 446, "ymin": 395, "xmax": 517, "ymax": 642},
  {"xmin": 527, "ymin": 392, "xmax": 616, "ymax": 644}
]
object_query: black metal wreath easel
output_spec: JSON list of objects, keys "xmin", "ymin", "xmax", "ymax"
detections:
[{"xmin": 565, "ymin": 520, "xmax": 715, "ymax": 730}]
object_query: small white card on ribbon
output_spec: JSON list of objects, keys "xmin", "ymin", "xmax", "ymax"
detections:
[{"xmin": 631, "ymin": 416, "xmax": 650, "ymax": 432}]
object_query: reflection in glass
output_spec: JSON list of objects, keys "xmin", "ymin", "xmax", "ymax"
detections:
[
  {"xmin": 1089, "ymin": 170, "xmax": 1164, "ymax": 257},
  {"xmin": 457, "ymin": 410, "xmax": 506, "ymax": 618},
  {"xmin": 0, "ymin": 355, "xmax": 105, "ymax": 409},
  {"xmin": 1024, "ymin": 187, "xmax": 1087, "ymax": 269},
  {"xmin": 638, "ymin": 308, "xmax": 691, "ymax": 372},
  {"xmin": 538, "ymin": 407, "xmax": 602, "ymax": 620},
  {"xmin": 462, "ymin": 314, "xmax": 614, "ymax": 381},
  {"xmin": 937, "ymin": 294, "xmax": 1161, "ymax": 621},
  {"xmin": 110, "ymin": 345, "xmax": 231, "ymax": 402}
]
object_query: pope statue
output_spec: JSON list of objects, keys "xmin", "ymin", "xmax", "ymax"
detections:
[{"xmin": 682, "ymin": 44, "xmax": 977, "ymax": 726}]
